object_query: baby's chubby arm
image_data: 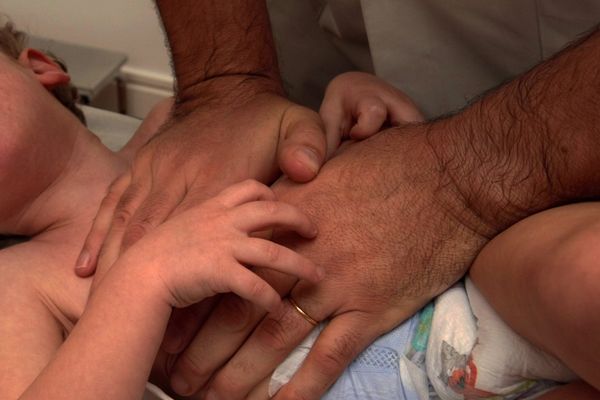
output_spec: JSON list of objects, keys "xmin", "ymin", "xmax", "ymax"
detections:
[
  {"xmin": 319, "ymin": 71, "xmax": 424, "ymax": 155},
  {"xmin": 18, "ymin": 180, "xmax": 322, "ymax": 400}
]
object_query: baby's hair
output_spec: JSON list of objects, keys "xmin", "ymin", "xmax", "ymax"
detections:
[{"xmin": 0, "ymin": 17, "xmax": 86, "ymax": 124}]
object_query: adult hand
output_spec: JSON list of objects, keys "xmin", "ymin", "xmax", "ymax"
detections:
[
  {"xmin": 166, "ymin": 124, "xmax": 491, "ymax": 399},
  {"xmin": 75, "ymin": 78, "xmax": 329, "ymax": 280},
  {"xmin": 74, "ymin": 0, "xmax": 334, "ymax": 279},
  {"xmin": 168, "ymin": 28, "xmax": 600, "ymax": 397}
]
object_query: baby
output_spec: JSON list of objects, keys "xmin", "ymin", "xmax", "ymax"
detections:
[
  {"xmin": 0, "ymin": 19, "xmax": 323, "ymax": 399},
  {"xmin": 0, "ymin": 20, "xmax": 420, "ymax": 399},
  {"xmin": 0, "ymin": 17, "xmax": 596, "ymax": 400}
]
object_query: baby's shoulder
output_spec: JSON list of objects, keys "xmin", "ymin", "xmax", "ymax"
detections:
[
  {"xmin": 1, "ymin": 238, "xmax": 66, "ymax": 281},
  {"xmin": 0, "ymin": 239, "xmax": 89, "ymax": 331}
]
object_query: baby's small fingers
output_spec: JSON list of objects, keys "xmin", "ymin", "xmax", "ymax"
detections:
[
  {"xmin": 349, "ymin": 96, "xmax": 388, "ymax": 139},
  {"xmin": 234, "ymin": 238, "xmax": 324, "ymax": 284},
  {"xmin": 215, "ymin": 180, "xmax": 276, "ymax": 208},
  {"xmin": 385, "ymin": 92, "xmax": 425, "ymax": 125},
  {"xmin": 319, "ymin": 94, "xmax": 349, "ymax": 157},
  {"xmin": 223, "ymin": 265, "xmax": 283, "ymax": 313},
  {"xmin": 230, "ymin": 201, "xmax": 317, "ymax": 239}
]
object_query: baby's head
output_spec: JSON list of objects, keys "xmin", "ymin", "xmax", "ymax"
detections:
[
  {"xmin": 0, "ymin": 18, "xmax": 85, "ymax": 124},
  {"xmin": 0, "ymin": 18, "xmax": 98, "ymax": 234}
]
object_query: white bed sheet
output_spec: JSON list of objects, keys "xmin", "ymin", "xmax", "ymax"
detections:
[{"xmin": 82, "ymin": 105, "xmax": 140, "ymax": 151}]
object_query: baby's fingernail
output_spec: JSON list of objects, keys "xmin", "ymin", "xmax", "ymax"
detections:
[
  {"xmin": 297, "ymin": 147, "xmax": 320, "ymax": 174},
  {"xmin": 75, "ymin": 250, "xmax": 89, "ymax": 271},
  {"xmin": 171, "ymin": 374, "xmax": 191, "ymax": 395}
]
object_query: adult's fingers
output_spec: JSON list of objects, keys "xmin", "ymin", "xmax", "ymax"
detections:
[
  {"xmin": 89, "ymin": 167, "xmax": 154, "ymax": 290},
  {"xmin": 203, "ymin": 297, "xmax": 323, "ymax": 400},
  {"xmin": 119, "ymin": 181, "xmax": 185, "ymax": 252},
  {"xmin": 169, "ymin": 269, "xmax": 297, "ymax": 396},
  {"xmin": 273, "ymin": 312, "xmax": 381, "ymax": 400},
  {"xmin": 74, "ymin": 173, "xmax": 131, "ymax": 277},
  {"xmin": 161, "ymin": 298, "xmax": 218, "ymax": 354},
  {"xmin": 277, "ymin": 105, "xmax": 328, "ymax": 183},
  {"xmin": 89, "ymin": 185, "xmax": 148, "ymax": 292},
  {"xmin": 169, "ymin": 295, "xmax": 269, "ymax": 396},
  {"xmin": 246, "ymin": 377, "xmax": 271, "ymax": 400}
]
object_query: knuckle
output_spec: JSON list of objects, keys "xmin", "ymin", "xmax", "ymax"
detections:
[
  {"xmin": 112, "ymin": 208, "xmax": 134, "ymax": 228},
  {"xmin": 263, "ymin": 242, "xmax": 281, "ymax": 264},
  {"xmin": 112, "ymin": 183, "xmax": 145, "ymax": 223},
  {"xmin": 294, "ymin": 124, "xmax": 325, "ymax": 144},
  {"xmin": 279, "ymin": 387, "xmax": 313, "ymax": 400},
  {"xmin": 214, "ymin": 295, "xmax": 257, "ymax": 333},
  {"xmin": 105, "ymin": 175, "xmax": 128, "ymax": 198},
  {"xmin": 262, "ymin": 201, "xmax": 280, "ymax": 216},
  {"xmin": 131, "ymin": 197, "xmax": 171, "ymax": 231},
  {"xmin": 174, "ymin": 352, "xmax": 211, "ymax": 383},
  {"xmin": 138, "ymin": 210, "xmax": 160, "ymax": 228},
  {"xmin": 118, "ymin": 182, "xmax": 143, "ymax": 208},
  {"xmin": 255, "ymin": 312, "xmax": 297, "ymax": 353},
  {"xmin": 314, "ymin": 332, "xmax": 361, "ymax": 375},
  {"xmin": 243, "ymin": 178, "xmax": 263, "ymax": 192},
  {"xmin": 121, "ymin": 221, "xmax": 151, "ymax": 248},
  {"xmin": 364, "ymin": 101, "xmax": 386, "ymax": 118},
  {"xmin": 145, "ymin": 192, "xmax": 174, "ymax": 217},
  {"xmin": 102, "ymin": 187, "xmax": 122, "ymax": 208},
  {"xmin": 247, "ymin": 278, "xmax": 270, "ymax": 300},
  {"xmin": 209, "ymin": 371, "xmax": 248, "ymax": 398}
]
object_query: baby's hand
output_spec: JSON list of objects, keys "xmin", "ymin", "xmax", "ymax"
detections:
[
  {"xmin": 320, "ymin": 71, "xmax": 424, "ymax": 148},
  {"xmin": 130, "ymin": 180, "xmax": 322, "ymax": 312}
]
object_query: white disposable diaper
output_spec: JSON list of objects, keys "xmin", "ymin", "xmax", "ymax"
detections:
[
  {"xmin": 466, "ymin": 279, "xmax": 577, "ymax": 392},
  {"xmin": 426, "ymin": 279, "xmax": 576, "ymax": 399}
]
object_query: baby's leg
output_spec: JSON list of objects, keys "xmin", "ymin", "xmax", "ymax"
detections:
[
  {"xmin": 535, "ymin": 381, "xmax": 599, "ymax": 399},
  {"xmin": 470, "ymin": 202, "xmax": 600, "ymax": 391}
]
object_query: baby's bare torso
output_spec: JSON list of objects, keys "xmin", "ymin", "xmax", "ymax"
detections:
[{"xmin": 0, "ymin": 232, "xmax": 90, "ymax": 397}]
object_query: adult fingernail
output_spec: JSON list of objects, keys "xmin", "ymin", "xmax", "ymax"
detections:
[
  {"xmin": 75, "ymin": 250, "xmax": 89, "ymax": 271},
  {"xmin": 297, "ymin": 147, "xmax": 320, "ymax": 174},
  {"xmin": 171, "ymin": 374, "xmax": 191, "ymax": 396}
]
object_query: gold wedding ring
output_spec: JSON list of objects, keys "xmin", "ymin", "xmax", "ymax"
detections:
[{"xmin": 289, "ymin": 297, "xmax": 319, "ymax": 326}]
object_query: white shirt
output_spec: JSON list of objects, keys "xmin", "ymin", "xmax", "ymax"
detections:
[{"xmin": 269, "ymin": 0, "xmax": 600, "ymax": 116}]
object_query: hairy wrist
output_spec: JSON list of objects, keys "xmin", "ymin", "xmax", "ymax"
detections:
[
  {"xmin": 172, "ymin": 74, "xmax": 284, "ymax": 118},
  {"xmin": 424, "ymin": 103, "xmax": 558, "ymax": 234},
  {"xmin": 155, "ymin": 0, "xmax": 284, "ymax": 110},
  {"xmin": 425, "ymin": 27, "xmax": 600, "ymax": 233}
]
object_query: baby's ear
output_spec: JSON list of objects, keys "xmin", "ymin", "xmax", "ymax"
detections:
[{"xmin": 17, "ymin": 48, "xmax": 70, "ymax": 89}]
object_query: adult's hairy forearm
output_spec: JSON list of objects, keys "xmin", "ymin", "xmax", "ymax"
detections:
[
  {"xmin": 155, "ymin": 0, "xmax": 283, "ymax": 106},
  {"xmin": 425, "ymin": 27, "xmax": 600, "ymax": 235}
]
